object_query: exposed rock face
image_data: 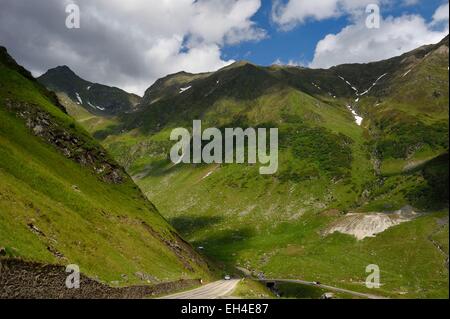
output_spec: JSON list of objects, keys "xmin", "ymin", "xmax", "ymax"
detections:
[
  {"xmin": 325, "ymin": 206, "xmax": 420, "ymax": 240},
  {"xmin": 3, "ymin": 98, "xmax": 125, "ymax": 184},
  {"xmin": 0, "ymin": 258, "xmax": 200, "ymax": 299}
]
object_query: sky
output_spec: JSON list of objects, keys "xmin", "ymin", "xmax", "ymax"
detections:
[{"xmin": 0, "ymin": 0, "xmax": 448, "ymax": 95}]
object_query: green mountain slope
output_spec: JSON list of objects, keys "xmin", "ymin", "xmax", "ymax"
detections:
[
  {"xmin": 38, "ymin": 66, "xmax": 141, "ymax": 116},
  {"xmin": 0, "ymin": 46, "xmax": 211, "ymax": 287},
  {"xmin": 42, "ymin": 37, "xmax": 449, "ymax": 298}
]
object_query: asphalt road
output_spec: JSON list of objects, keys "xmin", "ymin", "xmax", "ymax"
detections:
[{"xmin": 160, "ymin": 279, "xmax": 241, "ymax": 299}]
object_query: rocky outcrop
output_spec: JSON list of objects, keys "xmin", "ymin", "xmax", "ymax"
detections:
[
  {"xmin": 0, "ymin": 258, "xmax": 200, "ymax": 299},
  {"xmin": 3, "ymin": 98, "xmax": 125, "ymax": 184}
]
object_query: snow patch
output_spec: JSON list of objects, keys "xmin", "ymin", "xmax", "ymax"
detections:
[
  {"xmin": 179, "ymin": 86, "xmax": 192, "ymax": 94},
  {"xmin": 359, "ymin": 73, "xmax": 388, "ymax": 96},
  {"xmin": 312, "ymin": 82, "xmax": 321, "ymax": 90},
  {"xmin": 338, "ymin": 76, "xmax": 359, "ymax": 94},
  {"xmin": 402, "ymin": 70, "xmax": 412, "ymax": 77},
  {"xmin": 87, "ymin": 101, "xmax": 105, "ymax": 111},
  {"xmin": 75, "ymin": 92, "xmax": 83, "ymax": 105},
  {"xmin": 347, "ymin": 105, "xmax": 363, "ymax": 126},
  {"xmin": 339, "ymin": 73, "xmax": 387, "ymax": 98}
]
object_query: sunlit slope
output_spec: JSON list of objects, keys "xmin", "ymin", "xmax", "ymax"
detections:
[
  {"xmin": 46, "ymin": 37, "xmax": 448, "ymax": 298},
  {"xmin": 355, "ymin": 36, "xmax": 449, "ymax": 211},
  {"xmin": 0, "ymin": 46, "xmax": 211, "ymax": 286}
]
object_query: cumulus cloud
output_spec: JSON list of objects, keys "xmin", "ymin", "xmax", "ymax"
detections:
[
  {"xmin": 309, "ymin": 3, "xmax": 449, "ymax": 68},
  {"xmin": 432, "ymin": 2, "xmax": 449, "ymax": 26},
  {"xmin": 272, "ymin": 58, "xmax": 304, "ymax": 67},
  {"xmin": 0, "ymin": 0, "xmax": 265, "ymax": 95},
  {"xmin": 272, "ymin": 0, "xmax": 385, "ymax": 30}
]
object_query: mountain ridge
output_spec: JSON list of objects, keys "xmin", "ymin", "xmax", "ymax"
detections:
[{"xmin": 38, "ymin": 65, "xmax": 141, "ymax": 116}]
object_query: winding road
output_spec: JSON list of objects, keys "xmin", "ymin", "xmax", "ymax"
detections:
[
  {"xmin": 160, "ymin": 279, "xmax": 241, "ymax": 299},
  {"xmin": 159, "ymin": 277, "xmax": 387, "ymax": 299}
]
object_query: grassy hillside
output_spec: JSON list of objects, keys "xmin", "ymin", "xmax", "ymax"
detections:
[
  {"xmin": 44, "ymin": 37, "xmax": 449, "ymax": 298},
  {"xmin": 0, "ymin": 47, "xmax": 212, "ymax": 287}
]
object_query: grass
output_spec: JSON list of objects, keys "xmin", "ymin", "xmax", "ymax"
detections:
[
  {"xmin": 82, "ymin": 86, "xmax": 448, "ymax": 297},
  {"xmin": 275, "ymin": 282, "xmax": 330, "ymax": 299},
  {"xmin": 232, "ymin": 279, "xmax": 275, "ymax": 299},
  {"xmin": 0, "ymin": 56, "xmax": 212, "ymax": 286},
  {"xmin": 47, "ymin": 42, "xmax": 449, "ymax": 298}
]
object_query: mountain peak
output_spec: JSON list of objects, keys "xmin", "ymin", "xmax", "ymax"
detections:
[
  {"xmin": 37, "ymin": 64, "xmax": 141, "ymax": 115},
  {"xmin": 223, "ymin": 60, "xmax": 255, "ymax": 70},
  {"xmin": 234, "ymin": 60, "xmax": 253, "ymax": 66},
  {"xmin": 55, "ymin": 65, "xmax": 72, "ymax": 71},
  {"xmin": 45, "ymin": 65, "xmax": 79, "ymax": 78}
]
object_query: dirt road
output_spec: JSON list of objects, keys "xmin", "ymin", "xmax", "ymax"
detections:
[{"xmin": 160, "ymin": 279, "xmax": 240, "ymax": 299}]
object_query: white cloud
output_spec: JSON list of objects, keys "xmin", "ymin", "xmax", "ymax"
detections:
[
  {"xmin": 432, "ymin": 2, "xmax": 449, "ymax": 25},
  {"xmin": 272, "ymin": 58, "xmax": 304, "ymax": 67},
  {"xmin": 272, "ymin": 0, "xmax": 384, "ymax": 30},
  {"xmin": 309, "ymin": 4, "xmax": 449, "ymax": 69},
  {"xmin": 0, "ymin": 0, "xmax": 265, "ymax": 95}
]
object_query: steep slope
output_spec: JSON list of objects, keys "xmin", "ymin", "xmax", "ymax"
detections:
[
  {"xmin": 348, "ymin": 36, "xmax": 449, "ymax": 211},
  {"xmin": 38, "ymin": 66, "xmax": 141, "ymax": 115},
  {"xmin": 43, "ymin": 38, "xmax": 449, "ymax": 298},
  {"xmin": 0, "ymin": 46, "xmax": 211, "ymax": 291}
]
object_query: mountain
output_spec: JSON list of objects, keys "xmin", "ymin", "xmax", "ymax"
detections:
[
  {"xmin": 38, "ymin": 66, "xmax": 141, "ymax": 116},
  {"xmin": 0, "ymin": 46, "xmax": 212, "ymax": 297},
  {"xmin": 41, "ymin": 36, "xmax": 449, "ymax": 298}
]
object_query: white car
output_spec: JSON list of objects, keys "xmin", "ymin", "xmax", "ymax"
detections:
[{"xmin": 224, "ymin": 275, "xmax": 231, "ymax": 280}]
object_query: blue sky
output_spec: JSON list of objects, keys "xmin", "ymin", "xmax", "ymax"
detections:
[{"xmin": 222, "ymin": 0, "xmax": 449, "ymax": 67}]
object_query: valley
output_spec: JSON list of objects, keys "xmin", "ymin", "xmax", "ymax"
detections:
[{"xmin": 1, "ymin": 36, "xmax": 448, "ymax": 299}]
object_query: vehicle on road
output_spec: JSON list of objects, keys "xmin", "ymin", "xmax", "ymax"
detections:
[{"xmin": 224, "ymin": 275, "xmax": 231, "ymax": 280}]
